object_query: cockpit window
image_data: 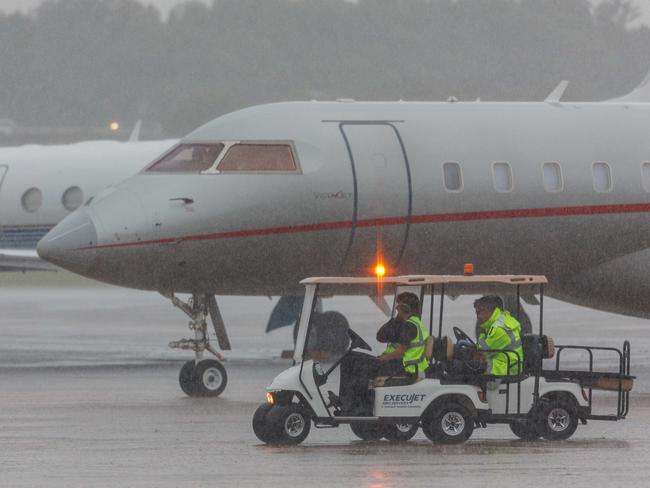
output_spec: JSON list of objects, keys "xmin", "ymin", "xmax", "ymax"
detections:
[
  {"xmin": 147, "ymin": 143, "xmax": 224, "ymax": 172},
  {"xmin": 217, "ymin": 144, "xmax": 297, "ymax": 172}
]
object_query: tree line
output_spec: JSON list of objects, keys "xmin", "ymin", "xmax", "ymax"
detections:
[{"xmin": 0, "ymin": 0, "xmax": 648, "ymax": 139}]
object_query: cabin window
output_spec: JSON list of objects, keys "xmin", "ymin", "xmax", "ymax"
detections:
[
  {"xmin": 492, "ymin": 162, "xmax": 513, "ymax": 192},
  {"xmin": 62, "ymin": 186, "xmax": 84, "ymax": 211},
  {"xmin": 147, "ymin": 143, "xmax": 224, "ymax": 172},
  {"xmin": 442, "ymin": 162, "xmax": 463, "ymax": 191},
  {"xmin": 217, "ymin": 144, "xmax": 297, "ymax": 172},
  {"xmin": 542, "ymin": 162, "xmax": 563, "ymax": 192},
  {"xmin": 21, "ymin": 187, "xmax": 43, "ymax": 213},
  {"xmin": 642, "ymin": 162, "xmax": 650, "ymax": 192},
  {"xmin": 592, "ymin": 162, "xmax": 612, "ymax": 192}
]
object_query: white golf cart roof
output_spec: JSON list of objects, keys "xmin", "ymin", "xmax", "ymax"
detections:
[
  {"xmin": 300, "ymin": 274, "xmax": 548, "ymax": 285},
  {"xmin": 294, "ymin": 274, "xmax": 547, "ymax": 363}
]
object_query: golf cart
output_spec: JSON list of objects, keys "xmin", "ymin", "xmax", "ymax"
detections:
[{"xmin": 253, "ymin": 274, "xmax": 633, "ymax": 445}]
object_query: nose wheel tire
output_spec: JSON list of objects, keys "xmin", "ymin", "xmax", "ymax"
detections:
[
  {"xmin": 537, "ymin": 397, "xmax": 578, "ymax": 441},
  {"xmin": 178, "ymin": 359, "xmax": 228, "ymax": 397},
  {"xmin": 422, "ymin": 402, "xmax": 474, "ymax": 444},
  {"xmin": 383, "ymin": 423, "xmax": 418, "ymax": 442},
  {"xmin": 179, "ymin": 360, "xmax": 197, "ymax": 396}
]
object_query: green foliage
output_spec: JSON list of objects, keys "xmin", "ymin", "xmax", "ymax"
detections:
[{"xmin": 0, "ymin": 0, "xmax": 647, "ymax": 136}]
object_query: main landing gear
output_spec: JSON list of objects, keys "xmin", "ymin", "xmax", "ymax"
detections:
[{"xmin": 164, "ymin": 292, "xmax": 232, "ymax": 397}]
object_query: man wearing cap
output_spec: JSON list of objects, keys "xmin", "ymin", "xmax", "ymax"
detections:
[
  {"xmin": 376, "ymin": 292, "xmax": 429, "ymax": 377},
  {"xmin": 337, "ymin": 292, "xmax": 429, "ymax": 415}
]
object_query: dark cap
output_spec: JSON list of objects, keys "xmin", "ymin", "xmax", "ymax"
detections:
[{"xmin": 396, "ymin": 291, "xmax": 420, "ymax": 315}]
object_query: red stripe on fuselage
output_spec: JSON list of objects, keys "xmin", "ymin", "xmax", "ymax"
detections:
[{"xmin": 82, "ymin": 202, "xmax": 650, "ymax": 251}]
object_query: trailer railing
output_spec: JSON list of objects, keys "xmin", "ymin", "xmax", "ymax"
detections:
[{"xmin": 545, "ymin": 340, "xmax": 632, "ymax": 419}]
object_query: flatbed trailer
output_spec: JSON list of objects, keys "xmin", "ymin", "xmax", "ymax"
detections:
[{"xmin": 542, "ymin": 340, "xmax": 632, "ymax": 420}]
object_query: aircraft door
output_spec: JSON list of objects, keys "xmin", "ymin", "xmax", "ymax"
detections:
[
  {"xmin": 340, "ymin": 123, "xmax": 411, "ymax": 273},
  {"xmin": 0, "ymin": 166, "xmax": 7, "ymax": 245}
]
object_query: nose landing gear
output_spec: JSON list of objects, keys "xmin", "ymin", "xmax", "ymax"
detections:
[{"xmin": 165, "ymin": 292, "xmax": 231, "ymax": 397}]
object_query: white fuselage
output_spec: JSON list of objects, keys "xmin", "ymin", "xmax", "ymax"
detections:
[
  {"xmin": 37, "ymin": 101, "xmax": 650, "ymax": 318},
  {"xmin": 0, "ymin": 139, "xmax": 176, "ymax": 253}
]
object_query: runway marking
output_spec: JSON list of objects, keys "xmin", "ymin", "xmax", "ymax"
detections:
[{"xmin": 79, "ymin": 201, "xmax": 650, "ymax": 250}]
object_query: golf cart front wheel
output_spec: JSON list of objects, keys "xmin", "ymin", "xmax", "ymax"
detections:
[
  {"xmin": 253, "ymin": 403, "xmax": 278, "ymax": 444},
  {"xmin": 266, "ymin": 404, "xmax": 311, "ymax": 445}
]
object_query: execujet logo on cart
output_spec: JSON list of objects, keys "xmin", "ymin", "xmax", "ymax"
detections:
[{"xmin": 382, "ymin": 393, "xmax": 427, "ymax": 409}]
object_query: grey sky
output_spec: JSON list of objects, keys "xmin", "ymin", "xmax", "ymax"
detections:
[
  {"xmin": 0, "ymin": 0, "xmax": 212, "ymax": 19},
  {"xmin": 2, "ymin": 0, "xmax": 650, "ymax": 25}
]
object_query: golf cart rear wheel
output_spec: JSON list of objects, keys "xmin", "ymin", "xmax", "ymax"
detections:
[
  {"xmin": 252, "ymin": 403, "xmax": 278, "ymax": 444},
  {"xmin": 193, "ymin": 359, "xmax": 228, "ymax": 397},
  {"xmin": 266, "ymin": 404, "xmax": 311, "ymax": 445},
  {"xmin": 509, "ymin": 420, "xmax": 540, "ymax": 440},
  {"xmin": 179, "ymin": 360, "xmax": 197, "ymax": 396},
  {"xmin": 422, "ymin": 402, "xmax": 474, "ymax": 444},
  {"xmin": 537, "ymin": 397, "xmax": 578, "ymax": 441},
  {"xmin": 383, "ymin": 423, "xmax": 418, "ymax": 442},
  {"xmin": 350, "ymin": 423, "xmax": 385, "ymax": 441}
]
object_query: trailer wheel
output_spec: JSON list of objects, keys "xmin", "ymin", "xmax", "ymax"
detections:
[
  {"xmin": 350, "ymin": 423, "xmax": 384, "ymax": 441},
  {"xmin": 252, "ymin": 403, "xmax": 278, "ymax": 444},
  {"xmin": 383, "ymin": 423, "xmax": 418, "ymax": 442},
  {"xmin": 179, "ymin": 360, "xmax": 197, "ymax": 397},
  {"xmin": 538, "ymin": 397, "xmax": 578, "ymax": 441},
  {"xmin": 193, "ymin": 359, "xmax": 228, "ymax": 397},
  {"xmin": 422, "ymin": 402, "xmax": 474, "ymax": 444},
  {"xmin": 509, "ymin": 420, "xmax": 540, "ymax": 440},
  {"xmin": 266, "ymin": 404, "xmax": 311, "ymax": 445}
]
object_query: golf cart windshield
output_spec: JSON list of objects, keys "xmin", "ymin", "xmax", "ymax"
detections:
[{"xmin": 301, "ymin": 283, "xmax": 400, "ymax": 367}]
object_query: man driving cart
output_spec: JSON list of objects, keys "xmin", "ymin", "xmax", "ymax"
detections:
[{"xmin": 469, "ymin": 295, "xmax": 524, "ymax": 379}]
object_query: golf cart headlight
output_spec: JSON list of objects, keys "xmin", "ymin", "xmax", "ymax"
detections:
[{"xmin": 266, "ymin": 391, "xmax": 275, "ymax": 405}]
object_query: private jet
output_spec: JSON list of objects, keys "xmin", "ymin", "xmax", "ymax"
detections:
[{"xmin": 37, "ymin": 76, "xmax": 650, "ymax": 397}]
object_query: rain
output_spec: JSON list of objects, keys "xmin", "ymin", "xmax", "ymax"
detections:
[{"xmin": 1, "ymin": 1, "xmax": 649, "ymax": 486}]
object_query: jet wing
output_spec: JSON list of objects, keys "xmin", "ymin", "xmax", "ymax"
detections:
[{"xmin": 0, "ymin": 249, "xmax": 57, "ymax": 271}]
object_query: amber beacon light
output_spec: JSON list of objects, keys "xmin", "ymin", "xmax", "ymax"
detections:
[
  {"xmin": 374, "ymin": 263, "xmax": 386, "ymax": 278},
  {"xmin": 463, "ymin": 263, "xmax": 474, "ymax": 276}
]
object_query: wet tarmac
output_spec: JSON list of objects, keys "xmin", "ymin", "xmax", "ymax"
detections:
[{"xmin": 1, "ymin": 274, "xmax": 650, "ymax": 487}]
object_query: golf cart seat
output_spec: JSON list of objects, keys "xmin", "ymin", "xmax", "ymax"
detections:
[
  {"xmin": 373, "ymin": 337, "xmax": 437, "ymax": 387},
  {"xmin": 431, "ymin": 336, "xmax": 454, "ymax": 362},
  {"xmin": 521, "ymin": 334, "xmax": 555, "ymax": 374}
]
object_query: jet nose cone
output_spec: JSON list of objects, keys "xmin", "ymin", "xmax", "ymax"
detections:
[{"xmin": 37, "ymin": 210, "xmax": 98, "ymax": 274}]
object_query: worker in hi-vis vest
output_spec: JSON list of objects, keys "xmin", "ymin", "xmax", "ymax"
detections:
[
  {"xmin": 338, "ymin": 292, "xmax": 430, "ymax": 416},
  {"xmin": 473, "ymin": 295, "xmax": 524, "ymax": 377},
  {"xmin": 376, "ymin": 292, "xmax": 430, "ymax": 378}
]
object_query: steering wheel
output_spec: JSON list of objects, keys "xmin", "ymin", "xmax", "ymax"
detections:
[
  {"xmin": 453, "ymin": 326, "xmax": 476, "ymax": 346},
  {"xmin": 347, "ymin": 328, "xmax": 372, "ymax": 351}
]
